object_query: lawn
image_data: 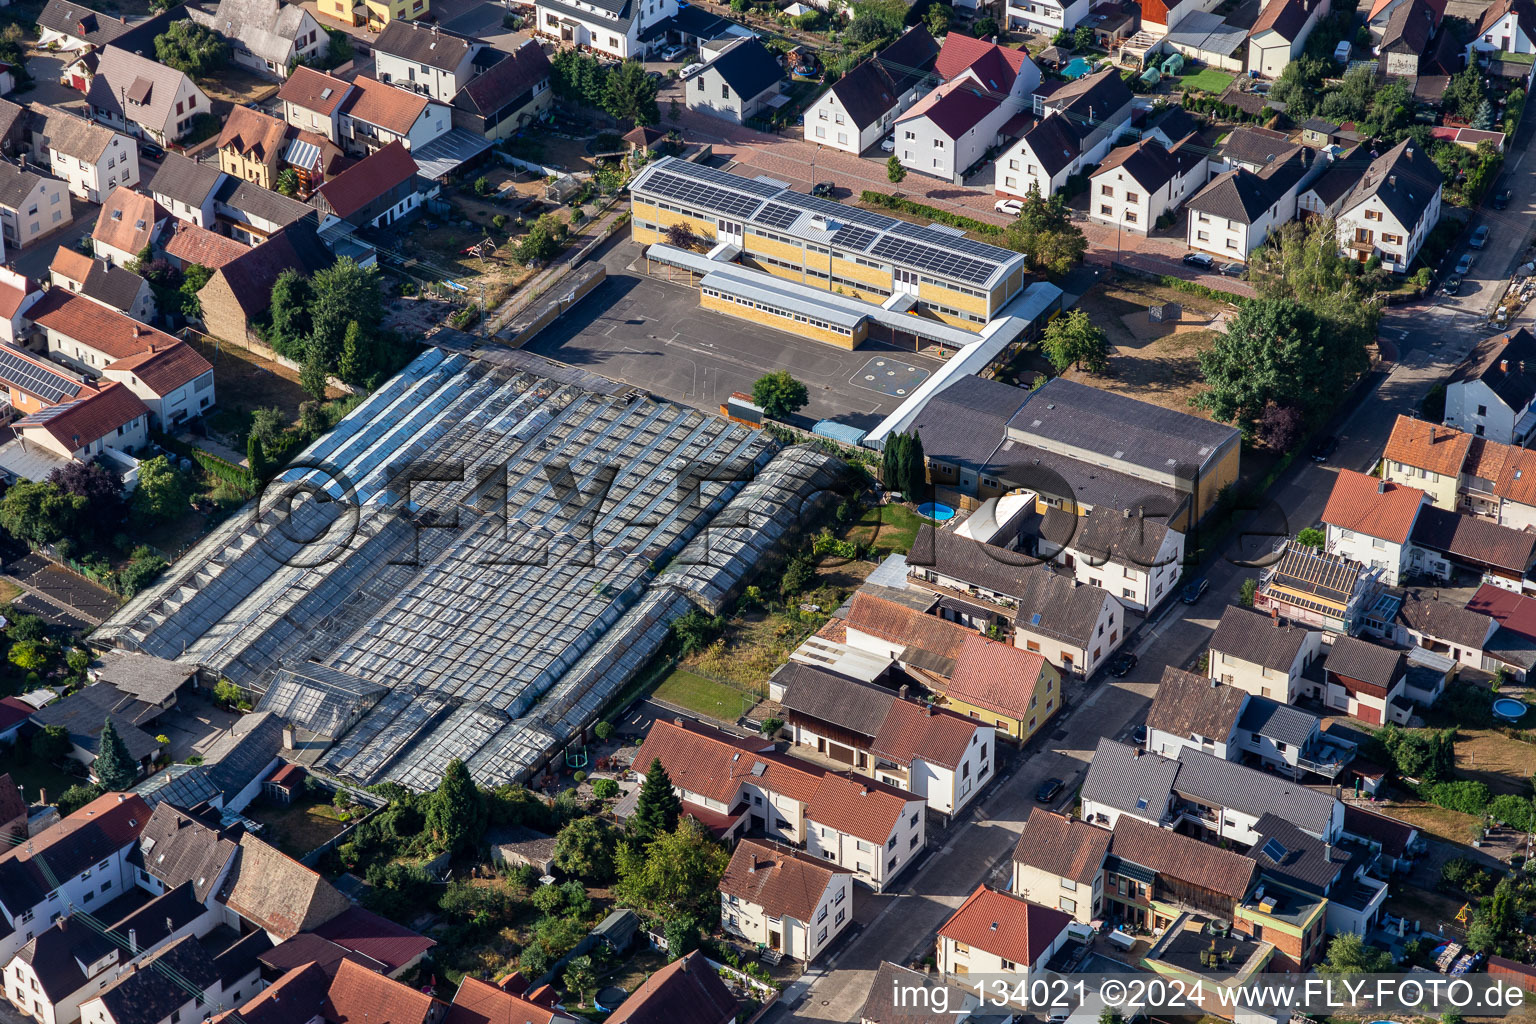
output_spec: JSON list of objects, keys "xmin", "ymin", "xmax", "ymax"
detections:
[
  {"xmin": 653, "ymin": 667, "xmax": 756, "ymax": 723},
  {"xmin": 0, "ymin": 753, "xmax": 88, "ymax": 806},
  {"xmin": 1179, "ymin": 68, "xmax": 1235, "ymax": 93},
  {"xmin": 0, "ymin": 580, "xmax": 22, "ymax": 606},
  {"xmin": 1450, "ymin": 727, "xmax": 1536, "ymax": 796},
  {"xmin": 1372, "ymin": 798, "xmax": 1484, "ymax": 846},
  {"xmin": 843, "ymin": 503, "xmax": 924, "ymax": 558},
  {"xmin": 183, "ymin": 332, "xmax": 313, "ymax": 435}
]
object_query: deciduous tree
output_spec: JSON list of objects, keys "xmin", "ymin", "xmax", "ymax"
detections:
[
  {"xmin": 751, "ymin": 370, "xmax": 809, "ymax": 419},
  {"xmin": 1040, "ymin": 308, "xmax": 1110, "ymax": 373},
  {"xmin": 614, "ymin": 817, "xmax": 730, "ymax": 920},
  {"xmin": 554, "ymin": 816, "xmax": 621, "ymax": 884},
  {"xmin": 153, "ymin": 19, "xmax": 228, "ymax": 76},
  {"xmin": 131, "ymin": 457, "xmax": 190, "ymax": 523}
]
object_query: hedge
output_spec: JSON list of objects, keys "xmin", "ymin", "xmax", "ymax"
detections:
[
  {"xmin": 156, "ymin": 430, "xmax": 258, "ymax": 491},
  {"xmin": 1488, "ymin": 793, "xmax": 1536, "ymax": 832},
  {"xmin": 1421, "ymin": 779, "xmax": 1492, "ymax": 816},
  {"xmin": 858, "ymin": 191, "xmax": 1003, "ymax": 236}
]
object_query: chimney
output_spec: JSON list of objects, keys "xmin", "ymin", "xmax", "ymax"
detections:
[
  {"xmin": 1388, "ymin": 174, "xmax": 1396, "ymax": 188},
  {"xmin": 1377, "ymin": 478, "xmax": 1386, "ymax": 494},
  {"xmin": 926, "ymin": 702, "xmax": 936, "ymax": 715},
  {"xmin": 39, "ymin": 787, "xmax": 47, "ymax": 806},
  {"xmin": 898, "ymin": 684, "xmax": 909, "ymax": 700},
  {"xmin": 1430, "ymin": 425, "xmax": 1437, "ymax": 441},
  {"xmin": 1132, "ymin": 747, "xmax": 1142, "ymax": 758},
  {"xmin": 128, "ymin": 928, "xmax": 138, "ymax": 953},
  {"xmin": 1123, "ymin": 507, "xmax": 1131, "ymax": 518},
  {"xmin": 282, "ymin": 724, "xmax": 295, "ymax": 750},
  {"xmin": 117, "ymin": 793, "xmax": 125, "ymax": 803},
  {"xmin": 747, "ymin": 857, "xmax": 756, "ymax": 874},
  {"xmin": 1502, "ymin": 359, "xmax": 1510, "ymax": 373}
]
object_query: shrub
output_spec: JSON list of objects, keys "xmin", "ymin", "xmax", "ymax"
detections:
[
  {"xmin": 492, "ymin": 213, "xmax": 508, "ymax": 230},
  {"xmin": 573, "ymin": 771, "xmax": 588, "ymax": 784},
  {"xmin": 592, "ymin": 778, "xmax": 619, "ymax": 800},
  {"xmin": 475, "ymin": 176, "xmax": 492, "ymax": 196},
  {"xmin": 1421, "ymin": 779, "xmax": 1491, "ymax": 816},
  {"xmin": 1488, "ymin": 793, "xmax": 1536, "ymax": 831},
  {"xmin": 594, "ymin": 721, "xmax": 614, "ymax": 741}
]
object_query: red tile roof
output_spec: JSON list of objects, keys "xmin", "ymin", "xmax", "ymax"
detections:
[
  {"xmin": 312, "ymin": 905, "xmax": 436, "ymax": 974},
  {"xmin": 0, "ymin": 276, "xmax": 32, "ymax": 319},
  {"xmin": 870, "ymin": 698, "xmax": 979, "ymax": 770},
  {"xmin": 718, "ymin": 839, "xmax": 851, "ymax": 922},
  {"xmin": 1494, "ymin": 445, "xmax": 1536, "ymax": 507},
  {"xmin": 218, "ymin": 105, "xmax": 288, "ymax": 162},
  {"xmin": 607, "ymin": 950, "xmax": 737, "ymax": 1024},
  {"xmin": 1012, "ymin": 809, "xmax": 1111, "ymax": 886},
  {"xmin": 0, "ymin": 792, "xmax": 151, "ymax": 905},
  {"xmin": 323, "ymin": 958, "xmax": 443, "ymax": 1024},
  {"xmin": 803, "ymin": 771, "xmax": 914, "ymax": 845},
  {"xmin": 937, "ymin": 885, "xmax": 1072, "ymax": 966},
  {"xmin": 1320, "ymin": 468, "xmax": 1426, "ymax": 544},
  {"xmin": 214, "ymin": 963, "xmax": 331, "ymax": 1024},
  {"xmin": 29, "ymin": 287, "xmax": 181, "ymax": 360},
  {"xmin": 162, "ymin": 221, "xmax": 250, "ymax": 270},
  {"xmin": 844, "ymin": 591, "xmax": 972, "ymax": 663},
  {"xmin": 934, "ymin": 32, "xmax": 1032, "ymax": 84},
  {"xmin": 314, "ymin": 141, "xmax": 419, "ymax": 220},
  {"xmin": 342, "ymin": 75, "xmax": 434, "ymax": 135},
  {"xmin": 278, "ymin": 65, "xmax": 353, "ymax": 116},
  {"xmin": 637, "ymin": 718, "xmax": 822, "ymax": 806},
  {"xmin": 897, "ymin": 79, "xmax": 999, "ymax": 138},
  {"xmin": 92, "ymin": 186, "xmax": 163, "ymax": 256},
  {"xmin": 1467, "ymin": 581, "xmax": 1536, "ymax": 637},
  {"xmin": 50, "ymin": 247, "xmax": 96, "ymax": 286},
  {"xmin": 448, "ymin": 976, "xmax": 565, "ymax": 1024},
  {"xmin": 1383, "ymin": 415, "xmax": 1474, "ymax": 478},
  {"xmin": 1342, "ymin": 803, "xmax": 1417, "ymax": 860},
  {"xmin": 105, "ymin": 339, "xmax": 211, "ymax": 396},
  {"xmin": 0, "ymin": 696, "xmax": 32, "ymax": 733},
  {"xmin": 945, "ymin": 633, "xmax": 1050, "ymax": 719},
  {"xmin": 17, "ymin": 381, "xmax": 147, "ymax": 452}
]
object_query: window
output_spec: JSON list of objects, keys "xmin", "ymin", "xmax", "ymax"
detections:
[
  {"xmin": 1365, "ymin": 209, "xmax": 1382, "ymax": 221},
  {"xmin": 1478, "ymin": 405, "xmax": 1489, "ymax": 416},
  {"xmin": 836, "ymin": 908, "xmax": 846, "ymax": 924},
  {"xmin": 1059, "ymin": 896, "xmax": 1077, "ymax": 914},
  {"xmin": 934, "ymin": 139, "xmax": 944, "ymax": 148},
  {"xmin": 1061, "ymin": 877, "xmax": 1077, "ymax": 890},
  {"xmin": 818, "ymin": 927, "xmax": 828, "ymax": 943},
  {"xmin": 815, "ymin": 126, "xmax": 826, "ymax": 138},
  {"xmin": 1125, "ymin": 191, "xmax": 1139, "ymax": 203},
  {"xmin": 1227, "ymin": 239, "xmax": 1238, "ymax": 250},
  {"xmin": 1124, "ymin": 211, "xmax": 1137, "ymax": 223},
  {"xmin": 1100, "ymin": 204, "xmax": 1113, "ymax": 216},
  {"xmin": 1009, "ymin": 159, "xmax": 1019, "ymax": 170},
  {"xmin": 905, "ymin": 130, "xmax": 915, "ymax": 140},
  {"xmin": 1100, "ymin": 184, "xmax": 1113, "ymax": 196},
  {"xmin": 818, "ymin": 905, "xmax": 828, "ymax": 922},
  {"xmin": 1196, "ymin": 230, "xmax": 1209, "ymax": 241}
]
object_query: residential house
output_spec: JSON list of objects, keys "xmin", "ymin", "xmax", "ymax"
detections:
[
  {"xmin": 1232, "ymin": 692, "xmax": 1351, "ymax": 780},
  {"xmin": 1465, "ymin": 582, "xmax": 1536, "ymax": 679},
  {"xmin": 198, "ymin": 223, "xmax": 332, "ymax": 343},
  {"xmin": 451, "ymin": 39, "xmax": 554, "ymax": 141},
  {"xmin": 374, "ymin": 21, "xmax": 485, "ymax": 102},
  {"xmin": 1207, "ymin": 605, "xmax": 1325, "ymax": 703},
  {"xmin": 935, "ymin": 885, "xmax": 1073, "ymax": 978},
  {"xmin": 29, "ymin": 286, "xmax": 176, "ymax": 375},
  {"xmin": 1103, "ymin": 815, "xmax": 1260, "ymax": 933},
  {"xmin": 1248, "ymin": 0, "xmax": 1332, "ymax": 77},
  {"xmin": 128, "ymin": 803, "xmax": 239, "ymax": 903},
  {"xmin": 213, "ymin": 178, "xmax": 316, "ymax": 244},
  {"xmin": 37, "ymin": 0, "xmax": 133, "ymax": 52},
  {"xmin": 87, "ymin": 48, "xmax": 212, "ymax": 143},
  {"xmin": 1255, "ymin": 543, "xmax": 1385, "ymax": 635},
  {"xmin": 802, "ymin": 28, "xmax": 938, "ymax": 155},
  {"xmin": 311, "ymin": 140, "xmax": 425, "ymax": 229},
  {"xmin": 0, "ymin": 265, "xmax": 42, "ymax": 345},
  {"xmin": 1185, "ymin": 147, "xmax": 1312, "ymax": 261},
  {"xmin": 1145, "ymin": 665, "xmax": 1249, "ymax": 760},
  {"xmin": 1010, "ymin": 809, "xmax": 1111, "ymax": 923},
  {"xmin": 1342, "ymin": 804, "xmax": 1422, "ymax": 874},
  {"xmin": 1079, "ymin": 737, "xmax": 1181, "ymax": 829},
  {"xmin": 604, "ymin": 952, "xmax": 736, "ymax": 1024},
  {"xmin": 1249, "ymin": 812, "xmax": 1389, "ymax": 940},
  {"xmin": 1139, "ymin": 0, "xmax": 1227, "ymax": 34},
  {"xmin": 216, "ymin": 832, "xmax": 349, "ymax": 942},
  {"xmin": 147, "ymin": 152, "xmax": 227, "ymax": 227},
  {"xmin": 278, "ymin": 66, "xmax": 355, "ymax": 144},
  {"xmin": 0, "ymin": 792, "xmax": 153, "ymax": 966},
  {"xmin": 1467, "ymin": 0, "xmax": 1536, "ymax": 61},
  {"xmin": 1088, "ymin": 137, "xmax": 1209, "ymax": 237},
  {"xmin": 160, "ymin": 220, "xmax": 250, "ymax": 272},
  {"xmin": 1215, "ymin": 125, "xmax": 1297, "ymax": 172},
  {"xmin": 50, "ymin": 249, "xmax": 156, "ymax": 322},
  {"xmin": 221, "ymin": 959, "xmax": 444, "ymax": 1024},
  {"xmin": 1036, "ymin": 504, "xmax": 1187, "ymax": 612},
  {"xmin": 0, "ymin": 101, "xmax": 24, "ymax": 159},
  {"xmin": 26, "ymin": 680, "xmax": 167, "ymax": 777},
  {"xmin": 941, "ymin": 634, "xmax": 1060, "ymax": 742},
  {"xmin": 340, "ymin": 75, "xmax": 451, "ymax": 156},
  {"xmin": 91, "ymin": 187, "xmax": 164, "ymax": 267},
  {"xmin": 1321, "ymin": 469, "xmax": 1430, "ymax": 585},
  {"xmin": 532, "ymin": 0, "xmax": 678, "ymax": 60},
  {"xmin": 446, "ymin": 978, "xmax": 577, "ymax": 1024},
  {"xmin": 311, "ymin": 906, "xmax": 436, "ymax": 978},
  {"xmin": 0, "ymin": 701, "xmax": 31, "ymax": 749},
  {"xmin": 317, "ymin": 0, "xmax": 430, "ymax": 34},
  {"xmin": 1386, "ymin": 588, "xmax": 1497, "ymax": 669},
  {"xmin": 898, "ymin": 34, "xmax": 1040, "ymax": 183},
  {"xmin": 12, "ymin": 382, "xmax": 149, "ymax": 462},
  {"xmin": 1334, "ymin": 139, "xmax": 1442, "ymax": 272},
  {"xmin": 79, "ymin": 932, "xmax": 266, "ymax": 1024},
  {"xmin": 1378, "ymin": 0, "xmax": 1445, "ymax": 76},
  {"xmin": 1322, "ymin": 636, "xmax": 1411, "ymax": 725},
  {"xmin": 634, "ymin": 717, "xmax": 927, "ymax": 891},
  {"xmin": 1409, "ymin": 501, "xmax": 1536, "ymax": 587},
  {"xmin": 1366, "ymin": 0, "xmax": 1444, "ymax": 43},
  {"xmin": 686, "ymin": 37, "xmax": 783, "ymax": 125},
  {"xmin": 858, "ymin": 963, "xmax": 980, "ymax": 1024},
  {"xmin": 280, "ymin": 129, "xmax": 346, "ymax": 197},
  {"xmin": 772, "ymin": 662, "xmax": 998, "ymax": 816},
  {"xmin": 217, "ymin": 106, "xmax": 290, "ymax": 190},
  {"xmin": 1382, "ymin": 415, "xmax": 1536, "ymax": 528},
  {"xmin": 101, "ymin": 340, "xmax": 216, "ymax": 429},
  {"xmin": 1007, "ymin": 0, "xmax": 1092, "ymax": 34},
  {"xmin": 1442, "ymin": 328, "xmax": 1536, "ymax": 444},
  {"xmin": 25, "ymin": 104, "xmax": 139, "ymax": 203},
  {"xmin": 718, "ymin": 839, "xmax": 854, "ymax": 963},
  {"xmin": 188, "ymin": 0, "xmax": 327, "ymax": 78},
  {"xmin": 3, "ymin": 884, "xmax": 217, "ymax": 1024},
  {"xmin": 0, "ymin": 163, "xmax": 72, "ymax": 251},
  {"xmin": 1296, "ymin": 147, "xmax": 1371, "ymax": 218},
  {"xmin": 995, "ymin": 69, "xmax": 1133, "ymax": 199}
]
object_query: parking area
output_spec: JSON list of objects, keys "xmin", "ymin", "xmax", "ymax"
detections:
[{"xmin": 523, "ymin": 244, "xmax": 943, "ymax": 430}]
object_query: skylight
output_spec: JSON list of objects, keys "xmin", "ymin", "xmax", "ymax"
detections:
[{"xmin": 1260, "ymin": 837, "xmax": 1287, "ymax": 863}]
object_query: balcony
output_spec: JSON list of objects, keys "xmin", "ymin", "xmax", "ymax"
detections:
[{"xmin": 1342, "ymin": 236, "xmax": 1376, "ymax": 254}]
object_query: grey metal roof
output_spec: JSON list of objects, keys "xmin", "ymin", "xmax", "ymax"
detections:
[
  {"xmin": 1174, "ymin": 746, "xmax": 1337, "ymax": 838},
  {"xmin": 148, "ymin": 151, "xmax": 226, "ymax": 207},
  {"xmin": 1209, "ymin": 604, "xmax": 1316, "ymax": 671},
  {"xmin": 1081, "ymin": 738, "xmax": 1179, "ymax": 820},
  {"xmin": 1235, "ymin": 694, "xmax": 1318, "ymax": 747},
  {"xmin": 1006, "ymin": 376, "xmax": 1239, "ymax": 478},
  {"xmin": 988, "ymin": 439, "xmax": 1187, "ymax": 518},
  {"xmin": 908, "ymin": 374, "xmax": 1026, "ymax": 470}
]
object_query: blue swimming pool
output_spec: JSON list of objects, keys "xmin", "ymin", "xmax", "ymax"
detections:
[
  {"xmin": 1493, "ymin": 697, "xmax": 1529, "ymax": 721},
  {"xmin": 917, "ymin": 502, "xmax": 957, "ymax": 522},
  {"xmin": 1063, "ymin": 57, "xmax": 1092, "ymax": 78}
]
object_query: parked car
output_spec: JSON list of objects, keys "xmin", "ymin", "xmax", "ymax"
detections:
[
  {"xmin": 881, "ymin": 136, "xmax": 896, "ymax": 152},
  {"xmin": 139, "ymin": 141, "xmax": 165, "ymax": 161},
  {"xmin": 1470, "ymin": 225, "xmax": 1490, "ymax": 249},
  {"xmin": 811, "ymin": 181, "xmax": 837, "ymax": 198},
  {"xmin": 1218, "ymin": 262, "xmax": 1245, "ymax": 277},
  {"xmin": 995, "ymin": 198, "xmax": 1024, "ymax": 216},
  {"xmin": 1109, "ymin": 651, "xmax": 1137, "ymax": 678},
  {"xmin": 1035, "ymin": 778, "xmax": 1065, "ymax": 803},
  {"xmin": 1182, "ymin": 252, "xmax": 1215, "ymax": 269},
  {"xmin": 1442, "ymin": 274, "xmax": 1464, "ymax": 296},
  {"xmin": 1456, "ymin": 252, "xmax": 1475, "ymax": 275},
  {"xmin": 681, "ymin": 61, "xmax": 705, "ymax": 77},
  {"xmin": 1494, "ymin": 188, "xmax": 1513, "ymax": 210},
  {"xmin": 1310, "ymin": 434, "xmax": 1339, "ymax": 462},
  {"xmin": 660, "ymin": 43, "xmax": 688, "ymax": 60},
  {"xmin": 1181, "ymin": 577, "xmax": 1208, "ymax": 604}
]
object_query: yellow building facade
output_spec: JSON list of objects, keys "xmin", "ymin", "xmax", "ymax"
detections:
[
  {"xmin": 317, "ymin": 0, "xmax": 427, "ymax": 29},
  {"xmin": 941, "ymin": 657, "xmax": 1062, "ymax": 744}
]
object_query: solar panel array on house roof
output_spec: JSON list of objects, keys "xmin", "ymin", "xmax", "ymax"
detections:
[
  {"xmin": 0, "ymin": 348, "xmax": 85, "ymax": 404},
  {"xmin": 93, "ymin": 348, "xmax": 844, "ymax": 791},
  {"xmin": 630, "ymin": 156, "xmax": 1027, "ymax": 290}
]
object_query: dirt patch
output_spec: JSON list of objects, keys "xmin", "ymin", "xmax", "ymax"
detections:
[
  {"xmin": 196, "ymin": 66, "xmax": 280, "ymax": 107},
  {"xmin": 1374, "ymin": 798, "xmax": 1485, "ymax": 846},
  {"xmin": 246, "ymin": 795, "xmax": 353, "ymax": 858},
  {"xmin": 183, "ymin": 333, "xmax": 313, "ymax": 435},
  {"xmin": 1383, "ymin": 882, "xmax": 1469, "ymax": 938},
  {"xmin": 1453, "ymin": 728, "xmax": 1536, "ymax": 796},
  {"xmin": 1067, "ymin": 277, "xmax": 1233, "ymax": 417}
]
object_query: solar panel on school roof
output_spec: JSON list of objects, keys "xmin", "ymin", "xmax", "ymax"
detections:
[
  {"xmin": 755, "ymin": 202, "xmax": 801, "ymax": 229},
  {"xmin": 870, "ymin": 235, "xmax": 995, "ymax": 285},
  {"xmin": 643, "ymin": 170, "xmax": 763, "ymax": 219}
]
